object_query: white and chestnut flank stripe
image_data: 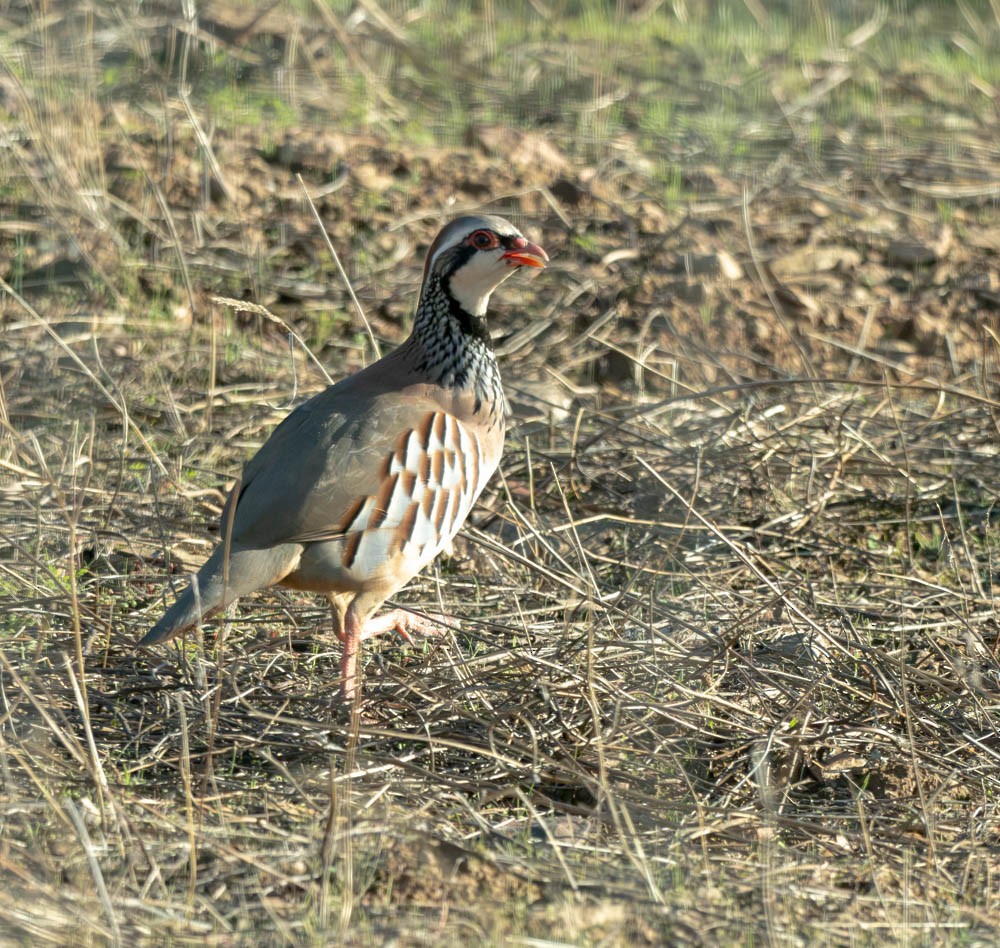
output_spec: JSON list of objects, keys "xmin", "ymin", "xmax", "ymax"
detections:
[{"xmin": 338, "ymin": 411, "xmax": 489, "ymax": 575}]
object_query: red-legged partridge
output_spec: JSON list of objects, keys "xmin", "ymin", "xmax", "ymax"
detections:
[{"xmin": 140, "ymin": 215, "xmax": 548, "ymax": 700}]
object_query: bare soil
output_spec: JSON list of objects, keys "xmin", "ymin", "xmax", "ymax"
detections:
[{"xmin": 1, "ymin": 2, "xmax": 999, "ymax": 944}]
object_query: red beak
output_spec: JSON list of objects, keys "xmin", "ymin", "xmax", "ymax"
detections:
[{"xmin": 501, "ymin": 239, "xmax": 548, "ymax": 269}]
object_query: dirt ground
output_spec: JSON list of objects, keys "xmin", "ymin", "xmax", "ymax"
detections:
[{"xmin": 2, "ymin": 1, "xmax": 999, "ymax": 944}]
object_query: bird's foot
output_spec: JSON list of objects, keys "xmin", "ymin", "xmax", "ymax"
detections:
[
  {"xmin": 358, "ymin": 609, "xmax": 452, "ymax": 645},
  {"xmin": 338, "ymin": 609, "xmax": 453, "ymax": 703}
]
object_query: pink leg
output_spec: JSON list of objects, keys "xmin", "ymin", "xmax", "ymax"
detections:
[
  {"xmin": 340, "ymin": 609, "xmax": 363, "ymax": 703},
  {"xmin": 339, "ymin": 609, "xmax": 451, "ymax": 702}
]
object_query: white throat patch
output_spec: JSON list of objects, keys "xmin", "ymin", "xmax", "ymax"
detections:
[{"xmin": 446, "ymin": 250, "xmax": 517, "ymax": 316}]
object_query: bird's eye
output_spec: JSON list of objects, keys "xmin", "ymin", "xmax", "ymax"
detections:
[{"xmin": 469, "ymin": 230, "xmax": 497, "ymax": 250}]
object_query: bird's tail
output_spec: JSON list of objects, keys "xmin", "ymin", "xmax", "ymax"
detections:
[{"xmin": 138, "ymin": 543, "xmax": 300, "ymax": 646}]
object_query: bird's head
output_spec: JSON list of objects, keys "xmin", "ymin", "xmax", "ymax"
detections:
[{"xmin": 422, "ymin": 215, "xmax": 548, "ymax": 317}]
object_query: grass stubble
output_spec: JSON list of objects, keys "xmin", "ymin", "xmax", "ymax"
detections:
[{"xmin": 1, "ymin": 1, "xmax": 999, "ymax": 944}]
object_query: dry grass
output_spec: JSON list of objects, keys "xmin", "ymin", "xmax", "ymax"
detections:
[{"xmin": 2, "ymin": 1, "xmax": 1000, "ymax": 944}]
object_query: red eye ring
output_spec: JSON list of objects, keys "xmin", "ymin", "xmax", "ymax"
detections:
[{"xmin": 468, "ymin": 229, "xmax": 497, "ymax": 250}]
